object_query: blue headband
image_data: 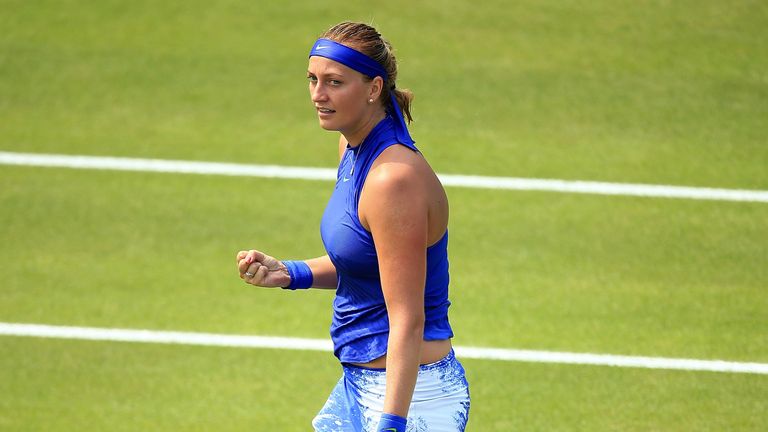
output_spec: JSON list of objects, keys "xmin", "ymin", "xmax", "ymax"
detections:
[{"xmin": 309, "ymin": 38, "xmax": 414, "ymax": 146}]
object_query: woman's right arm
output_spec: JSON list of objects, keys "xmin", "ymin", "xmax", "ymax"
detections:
[
  {"xmin": 236, "ymin": 251, "xmax": 337, "ymax": 289},
  {"xmin": 304, "ymin": 255, "xmax": 338, "ymax": 289}
]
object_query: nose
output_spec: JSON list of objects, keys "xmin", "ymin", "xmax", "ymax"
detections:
[{"xmin": 310, "ymin": 82, "xmax": 328, "ymax": 104}]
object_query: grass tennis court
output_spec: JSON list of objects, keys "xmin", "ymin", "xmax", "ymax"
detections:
[{"xmin": 1, "ymin": 1, "xmax": 767, "ymax": 430}]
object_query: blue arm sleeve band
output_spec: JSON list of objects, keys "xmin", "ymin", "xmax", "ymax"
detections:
[
  {"xmin": 282, "ymin": 260, "xmax": 313, "ymax": 290},
  {"xmin": 377, "ymin": 413, "xmax": 407, "ymax": 432}
]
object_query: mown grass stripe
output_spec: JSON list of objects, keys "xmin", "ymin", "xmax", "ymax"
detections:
[
  {"xmin": 2, "ymin": 322, "xmax": 767, "ymax": 375},
  {"xmin": 2, "ymin": 151, "xmax": 767, "ymax": 202}
]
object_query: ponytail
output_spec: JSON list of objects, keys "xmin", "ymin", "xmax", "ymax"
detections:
[{"xmin": 392, "ymin": 87, "xmax": 414, "ymax": 124}]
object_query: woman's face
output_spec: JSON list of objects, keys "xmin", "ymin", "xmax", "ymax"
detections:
[{"xmin": 307, "ymin": 56, "xmax": 376, "ymax": 134}]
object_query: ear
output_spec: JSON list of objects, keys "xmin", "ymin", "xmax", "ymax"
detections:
[{"xmin": 368, "ymin": 76, "xmax": 384, "ymax": 102}]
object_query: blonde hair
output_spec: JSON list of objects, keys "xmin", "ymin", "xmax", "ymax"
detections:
[{"xmin": 320, "ymin": 22, "xmax": 414, "ymax": 123}]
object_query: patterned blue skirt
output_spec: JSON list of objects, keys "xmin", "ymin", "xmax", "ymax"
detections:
[{"xmin": 312, "ymin": 350, "xmax": 470, "ymax": 431}]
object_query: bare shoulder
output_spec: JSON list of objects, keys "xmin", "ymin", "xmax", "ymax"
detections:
[
  {"xmin": 360, "ymin": 145, "xmax": 427, "ymax": 219},
  {"xmin": 365, "ymin": 144, "xmax": 434, "ymax": 193},
  {"xmin": 360, "ymin": 144, "xmax": 449, "ymax": 240}
]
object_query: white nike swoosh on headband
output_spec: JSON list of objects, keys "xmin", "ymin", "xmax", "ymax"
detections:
[{"xmin": 315, "ymin": 45, "xmax": 328, "ymax": 50}]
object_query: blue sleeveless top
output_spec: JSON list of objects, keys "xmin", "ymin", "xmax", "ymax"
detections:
[{"xmin": 320, "ymin": 117, "xmax": 454, "ymax": 363}]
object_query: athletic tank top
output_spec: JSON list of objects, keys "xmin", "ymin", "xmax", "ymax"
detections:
[{"xmin": 320, "ymin": 116, "xmax": 454, "ymax": 364}]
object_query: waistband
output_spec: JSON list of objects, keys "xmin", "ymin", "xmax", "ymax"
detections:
[{"xmin": 342, "ymin": 349, "xmax": 457, "ymax": 374}]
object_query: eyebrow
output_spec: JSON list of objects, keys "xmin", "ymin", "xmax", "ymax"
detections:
[{"xmin": 307, "ymin": 70, "xmax": 345, "ymax": 78}]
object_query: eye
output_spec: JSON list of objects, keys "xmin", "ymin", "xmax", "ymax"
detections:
[
  {"xmin": 307, "ymin": 74, "xmax": 318, "ymax": 84},
  {"xmin": 329, "ymin": 79, "xmax": 342, "ymax": 86}
]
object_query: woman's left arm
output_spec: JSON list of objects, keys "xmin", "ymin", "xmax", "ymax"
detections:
[{"xmin": 361, "ymin": 155, "xmax": 429, "ymax": 419}]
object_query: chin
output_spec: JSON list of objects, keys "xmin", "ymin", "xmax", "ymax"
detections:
[{"xmin": 318, "ymin": 119, "xmax": 340, "ymax": 132}]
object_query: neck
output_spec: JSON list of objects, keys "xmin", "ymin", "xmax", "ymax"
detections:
[{"xmin": 343, "ymin": 110, "xmax": 386, "ymax": 148}]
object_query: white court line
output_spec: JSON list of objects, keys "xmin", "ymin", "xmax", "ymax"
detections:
[
  {"xmin": 2, "ymin": 323, "xmax": 767, "ymax": 375},
  {"xmin": 2, "ymin": 151, "xmax": 767, "ymax": 203}
]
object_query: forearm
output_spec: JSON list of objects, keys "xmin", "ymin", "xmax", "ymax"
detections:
[
  {"xmin": 304, "ymin": 255, "xmax": 337, "ymax": 289},
  {"xmin": 383, "ymin": 317, "xmax": 424, "ymax": 417}
]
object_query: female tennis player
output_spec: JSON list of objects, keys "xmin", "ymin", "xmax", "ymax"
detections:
[{"xmin": 236, "ymin": 21, "xmax": 470, "ymax": 432}]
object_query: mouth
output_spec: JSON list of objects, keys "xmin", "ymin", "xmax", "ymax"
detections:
[{"xmin": 316, "ymin": 106, "xmax": 336, "ymax": 115}]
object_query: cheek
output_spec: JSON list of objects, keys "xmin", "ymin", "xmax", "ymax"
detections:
[{"xmin": 338, "ymin": 89, "xmax": 367, "ymax": 112}]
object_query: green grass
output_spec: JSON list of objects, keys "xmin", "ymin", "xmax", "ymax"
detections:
[
  {"xmin": 1, "ymin": 167, "xmax": 766, "ymax": 362},
  {"xmin": 1, "ymin": 338, "xmax": 766, "ymax": 431},
  {"xmin": 0, "ymin": 337, "xmax": 341, "ymax": 431},
  {"xmin": 1, "ymin": 166, "xmax": 767, "ymax": 430},
  {"xmin": 448, "ymin": 188, "xmax": 768, "ymax": 361},
  {"xmin": 1, "ymin": 0, "xmax": 767, "ymax": 187},
  {"xmin": 1, "ymin": 0, "xmax": 767, "ymax": 430}
]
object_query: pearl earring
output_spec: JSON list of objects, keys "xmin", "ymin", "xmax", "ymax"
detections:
[{"xmin": 368, "ymin": 98, "xmax": 374, "ymax": 104}]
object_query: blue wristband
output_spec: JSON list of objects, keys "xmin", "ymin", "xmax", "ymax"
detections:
[
  {"xmin": 377, "ymin": 413, "xmax": 407, "ymax": 432},
  {"xmin": 282, "ymin": 260, "xmax": 313, "ymax": 289}
]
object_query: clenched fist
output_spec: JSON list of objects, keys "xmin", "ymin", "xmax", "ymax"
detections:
[{"xmin": 236, "ymin": 250, "xmax": 291, "ymax": 288}]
